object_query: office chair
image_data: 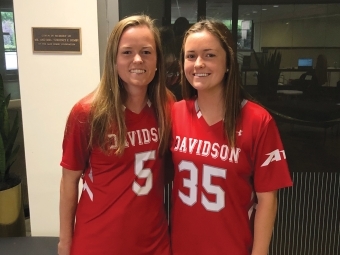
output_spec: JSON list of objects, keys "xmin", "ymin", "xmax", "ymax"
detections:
[
  {"xmin": 314, "ymin": 54, "xmax": 328, "ymax": 86},
  {"xmin": 296, "ymin": 55, "xmax": 328, "ymax": 99}
]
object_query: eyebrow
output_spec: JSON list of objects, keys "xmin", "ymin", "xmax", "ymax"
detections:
[
  {"xmin": 185, "ymin": 49, "xmax": 215, "ymax": 52},
  {"xmin": 119, "ymin": 46, "xmax": 154, "ymax": 49}
]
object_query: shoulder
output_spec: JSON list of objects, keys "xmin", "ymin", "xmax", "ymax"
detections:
[
  {"xmin": 173, "ymin": 99, "xmax": 194, "ymax": 112},
  {"xmin": 170, "ymin": 100, "xmax": 194, "ymax": 125},
  {"xmin": 171, "ymin": 99, "xmax": 195, "ymax": 119},
  {"xmin": 241, "ymin": 99, "xmax": 273, "ymax": 125},
  {"xmin": 72, "ymin": 93, "xmax": 93, "ymax": 112},
  {"xmin": 69, "ymin": 93, "xmax": 94, "ymax": 120}
]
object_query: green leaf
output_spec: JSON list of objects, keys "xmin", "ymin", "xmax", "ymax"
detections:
[
  {"xmin": 0, "ymin": 72, "xmax": 19, "ymax": 182},
  {"xmin": 0, "ymin": 135, "xmax": 5, "ymax": 182},
  {"xmin": 5, "ymin": 112, "xmax": 19, "ymax": 153},
  {"xmin": 0, "ymin": 73, "xmax": 4, "ymax": 103},
  {"xmin": 0, "ymin": 101, "xmax": 5, "ymax": 137},
  {"xmin": 0, "ymin": 74, "xmax": 20, "ymax": 183},
  {"xmin": 5, "ymin": 145, "xmax": 19, "ymax": 176},
  {"xmin": 3, "ymin": 104, "xmax": 9, "ymax": 137},
  {"xmin": 5, "ymin": 94, "xmax": 11, "ymax": 108}
]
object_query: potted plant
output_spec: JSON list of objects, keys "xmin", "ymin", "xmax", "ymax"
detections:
[
  {"xmin": 254, "ymin": 49, "xmax": 282, "ymax": 96},
  {"xmin": 0, "ymin": 72, "xmax": 26, "ymax": 237}
]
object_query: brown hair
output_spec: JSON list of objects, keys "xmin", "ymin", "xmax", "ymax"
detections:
[
  {"xmin": 89, "ymin": 15, "xmax": 172, "ymax": 155},
  {"xmin": 180, "ymin": 19, "xmax": 244, "ymax": 147}
]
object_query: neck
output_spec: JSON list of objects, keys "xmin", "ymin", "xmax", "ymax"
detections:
[
  {"xmin": 197, "ymin": 89, "xmax": 224, "ymax": 126},
  {"xmin": 125, "ymin": 93, "xmax": 148, "ymax": 114}
]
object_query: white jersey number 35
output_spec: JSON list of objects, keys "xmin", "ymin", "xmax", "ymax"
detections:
[{"xmin": 178, "ymin": 160, "xmax": 226, "ymax": 212}]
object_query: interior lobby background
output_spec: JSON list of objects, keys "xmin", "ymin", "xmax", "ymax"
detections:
[{"xmin": 1, "ymin": 0, "xmax": 339, "ymax": 249}]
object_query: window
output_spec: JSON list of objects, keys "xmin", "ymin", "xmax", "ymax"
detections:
[{"xmin": 1, "ymin": 11, "xmax": 17, "ymax": 71}]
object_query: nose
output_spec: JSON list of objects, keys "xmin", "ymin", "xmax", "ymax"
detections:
[
  {"xmin": 194, "ymin": 57, "xmax": 205, "ymax": 68},
  {"xmin": 133, "ymin": 54, "xmax": 143, "ymax": 63}
]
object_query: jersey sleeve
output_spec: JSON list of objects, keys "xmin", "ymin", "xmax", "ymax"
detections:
[
  {"xmin": 60, "ymin": 102, "xmax": 91, "ymax": 171},
  {"xmin": 253, "ymin": 118, "xmax": 293, "ymax": 192}
]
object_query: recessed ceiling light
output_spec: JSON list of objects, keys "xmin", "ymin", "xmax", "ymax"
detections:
[
  {"xmin": 273, "ymin": 5, "xmax": 279, "ymax": 7},
  {"xmin": 253, "ymin": 11, "xmax": 257, "ymax": 13},
  {"xmin": 262, "ymin": 8, "xmax": 267, "ymax": 11}
]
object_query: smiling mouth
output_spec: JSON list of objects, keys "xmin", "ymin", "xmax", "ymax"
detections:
[
  {"xmin": 130, "ymin": 69, "xmax": 146, "ymax": 74},
  {"xmin": 194, "ymin": 73, "xmax": 210, "ymax": 77}
]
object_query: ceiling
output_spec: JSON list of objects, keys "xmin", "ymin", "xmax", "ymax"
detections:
[{"xmin": 171, "ymin": 1, "xmax": 340, "ymax": 23}]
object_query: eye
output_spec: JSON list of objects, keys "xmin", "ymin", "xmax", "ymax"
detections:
[
  {"xmin": 206, "ymin": 53, "xmax": 216, "ymax": 58},
  {"xmin": 122, "ymin": 50, "xmax": 131, "ymax": 54},
  {"xmin": 185, "ymin": 54, "xmax": 195, "ymax": 59},
  {"xmin": 142, "ymin": 50, "xmax": 152, "ymax": 55}
]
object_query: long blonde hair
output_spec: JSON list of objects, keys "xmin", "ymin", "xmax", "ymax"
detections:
[
  {"xmin": 181, "ymin": 20, "xmax": 244, "ymax": 148},
  {"xmin": 89, "ymin": 15, "xmax": 172, "ymax": 155}
]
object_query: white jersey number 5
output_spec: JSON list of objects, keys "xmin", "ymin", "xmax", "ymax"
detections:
[
  {"xmin": 133, "ymin": 150, "xmax": 155, "ymax": 196},
  {"xmin": 178, "ymin": 160, "xmax": 226, "ymax": 212}
]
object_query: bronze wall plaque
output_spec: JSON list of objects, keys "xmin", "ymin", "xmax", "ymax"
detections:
[{"xmin": 32, "ymin": 27, "xmax": 82, "ymax": 53}]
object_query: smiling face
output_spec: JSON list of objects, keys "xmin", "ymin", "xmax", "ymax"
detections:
[
  {"xmin": 184, "ymin": 30, "xmax": 227, "ymax": 95},
  {"xmin": 116, "ymin": 25, "xmax": 157, "ymax": 94}
]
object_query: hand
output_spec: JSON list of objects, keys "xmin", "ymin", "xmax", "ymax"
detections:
[{"xmin": 58, "ymin": 240, "xmax": 72, "ymax": 255}]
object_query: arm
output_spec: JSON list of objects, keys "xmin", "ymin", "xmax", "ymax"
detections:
[
  {"xmin": 58, "ymin": 168, "xmax": 83, "ymax": 255},
  {"xmin": 251, "ymin": 190, "xmax": 278, "ymax": 255}
]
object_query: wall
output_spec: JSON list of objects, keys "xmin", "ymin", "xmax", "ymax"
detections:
[
  {"xmin": 259, "ymin": 17, "xmax": 340, "ymax": 48},
  {"xmin": 13, "ymin": 0, "xmax": 101, "ymax": 236},
  {"xmin": 256, "ymin": 15, "xmax": 340, "ymax": 66},
  {"xmin": 250, "ymin": 14, "xmax": 340, "ymax": 85}
]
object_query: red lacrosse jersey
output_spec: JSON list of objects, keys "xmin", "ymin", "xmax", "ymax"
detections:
[
  {"xmin": 170, "ymin": 99, "xmax": 292, "ymax": 255},
  {"xmin": 61, "ymin": 95, "xmax": 170, "ymax": 255}
]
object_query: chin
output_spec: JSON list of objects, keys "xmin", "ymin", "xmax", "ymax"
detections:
[{"xmin": 191, "ymin": 83, "xmax": 206, "ymax": 90}]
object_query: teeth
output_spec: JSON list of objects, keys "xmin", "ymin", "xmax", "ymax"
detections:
[
  {"xmin": 194, "ymin": 73, "xmax": 209, "ymax": 77},
  {"xmin": 130, "ymin": 69, "xmax": 146, "ymax": 73}
]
